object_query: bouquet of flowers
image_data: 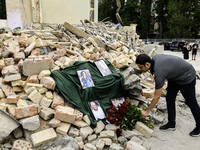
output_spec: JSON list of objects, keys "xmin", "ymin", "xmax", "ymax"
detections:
[{"xmin": 106, "ymin": 101, "xmax": 154, "ymax": 136}]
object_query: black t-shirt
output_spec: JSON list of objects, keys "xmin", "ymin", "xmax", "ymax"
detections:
[{"xmin": 151, "ymin": 54, "xmax": 196, "ymax": 89}]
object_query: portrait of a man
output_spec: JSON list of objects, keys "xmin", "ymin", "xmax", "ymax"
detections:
[{"xmin": 88, "ymin": 100, "xmax": 105, "ymax": 120}]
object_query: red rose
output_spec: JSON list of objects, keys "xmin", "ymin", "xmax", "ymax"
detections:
[
  {"xmin": 106, "ymin": 109, "xmax": 112, "ymax": 114},
  {"xmin": 114, "ymin": 120, "xmax": 121, "ymax": 126},
  {"xmin": 116, "ymin": 128, "xmax": 122, "ymax": 136},
  {"xmin": 107, "ymin": 116, "xmax": 115, "ymax": 124},
  {"xmin": 127, "ymin": 102, "xmax": 131, "ymax": 106},
  {"xmin": 115, "ymin": 114, "xmax": 120, "ymax": 119},
  {"xmin": 111, "ymin": 106, "xmax": 116, "ymax": 110}
]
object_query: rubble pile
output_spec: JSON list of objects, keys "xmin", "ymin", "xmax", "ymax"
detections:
[{"xmin": 0, "ymin": 21, "xmax": 163, "ymax": 150}]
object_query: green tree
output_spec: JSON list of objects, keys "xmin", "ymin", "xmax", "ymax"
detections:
[
  {"xmin": 0, "ymin": 0, "xmax": 6, "ymax": 19},
  {"xmin": 98, "ymin": 0, "xmax": 118, "ymax": 23},
  {"xmin": 155, "ymin": 0, "xmax": 169, "ymax": 38},
  {"xmin": 140, "ymin": 0, "xmax": 152, "ymax": 38},
  {"xmin": 167, "ymin": 0, "xmax": 195, "ymax": 38}
]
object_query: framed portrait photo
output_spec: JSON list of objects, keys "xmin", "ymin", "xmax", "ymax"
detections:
[
  {"xmin": 94, "ymin": 59, "xmax": 112, "ymax": 76},
  {"xmin": 77, "ymin": 69, "xmax": 95, "ymax": 89},
  {"xmin": 110, "ymin": 97, "xmax": 125, "ymax": 108},
  {"xmin": 88, "ymin": 100, "xmax": 106, "ymax": 120}
]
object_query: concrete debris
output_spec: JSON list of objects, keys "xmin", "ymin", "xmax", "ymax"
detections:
[{"xmin": 0, "ymin": 21, "xmax": 185, "ymax": 150}]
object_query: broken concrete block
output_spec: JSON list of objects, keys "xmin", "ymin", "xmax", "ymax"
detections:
[
  {"xmin": 2, "ymin": 84, "xmax": 16, "ymax": 96},
  {"xmin": 68, "ymin": 127, "xmax": 79, "ymax": 137},
  {"xmin": 48, "ymin": 118, "xmax": 61, "ymax": 128},
  {"xmin": 15, "ymin": 104, "xmax": 39, "ymax": 119},
  {"xmin": 0, "ymin": 103, "xmax": 7, "ymax": 111},
  {"xmin": 2, "ymin": 65, "xmax": 18, "ymax": 76},
  {"xmin": 79, "ymin": 126, "xmax": 94, "ymax": 140},
  {"xmin": 13, "ymin": 127, "xmax": 24, "ymax": 139},
  {"xmin": 55, "ymin": 106, "xmax": 75, "ymax": 123},
  {"xmin": 3, "ymin": 73, "xmax": 21, "ymax": 82},
  {"xmin": 13, "ymin": 86, "xmax": 23, "ymax": 92},
  {"xmin": 28, "ymin": 75, "xmax": 39, "ymax": 83},
  {"xmin": 0, "ymin": 110, "xmax": 20, "ymax": 143},
  {"xmin": 28, "ymin": 89, "xmax": 43, "ymax": 104},
  {"xmin": 0, "ymin": 89, "xmax": 6, "ymax": 98},
  {"xmin": 96, "ymin": 139, "xmax": 105, "ymax": 150},
  {"xmin": 102, "ymin": 138, "xmax": 112, "ymax": 146},
  {"xmin": 56, "ymin": 122, "xmax": 71, "ymax": 135},
  {"xmin": 94, "ymin": 120, "xmax": 105, "ymax": 134},
  {"xmin": 11, "ymin": 80, "xmax": 24, "ymax": 87},
  {"xmin": 135, "ymin": 121, "xmax": 153, "ymax": 138},
  {"xmin": 19, "ymin": 115, "xmax": 40, "ymax": 131},
  {"xmin": 40, "ymin": 76, "xmax": 56, "ymax": 90},
  {"xmin": 84, "ymin": 143, "xmax": 96, "ymax": 150},
  {"xmin": 142, "ymin": 88, "xmax": 155, "ymax": 99},
  {"xmin": 99, "ymin": 130, "xmax": 115, "ymax": 138},
  {"xmin": 39, "ymin": 108, "xmax": 54, "ymax": 120},
  {"xmin": 12, "ymin": 140, "xmax": 33, "ymax": 150},
  {"xmin": 51, "ymin": 91, "xmax": 64, "ymax": 109},
  {"xmin": 24, "ymin": 41, "xmax": 36, "ymax": 56},
  {"xmin": 22, "ymin": 58, "xmax": 53, "ymax": 76},
  {"xmin": 87, "ymin": 134, "xmax": 97, "ymax": 142},
  {"xmin": 13, "ymin": 52, "xmax": 25, "ymax": 62},
  {"xmin": 78, "ymin": 142, "xmax": 84, "ymax": 150},
  {"xmin": 2, "ymin": 47, "xmax": 12, "ymax": 58},
  {"xmin": 40, "ymin": 96, "xmax": 52, "ymax": 108},
  {"xmin": 31, "ymin": 128, "xmax": 57, "ymax": 147},
  {"xmin": 46, "ymin": 91, "xmax": 53, "ymax": 99},
  {"xmin": 24, "ymin": 86, "xmax": 37, "ymax": 95},
  {"xmin": 83, "ymin": 115, "xmax": 91, "ymax": 126},
  {"xmin": 8, "ymin": 37, "xmax": 20, "ymax": 53},
  {"xmin": 110, "ymin": 143, "xmax": 124, "ymax": 150},
  {"xmin": 4, "ymin": 57, "xmax": 15, "ymax": 66},
  {"xmin": 17, "ymin": 99, "xmax": 28, "ymax": 107},
  {"xmin": 37, "ymin": 87, "xmax": 48, "ymax": 94},
  {"xmin": 0, "ymin": 59, "xmax": 5, "ymax": 70},
  {"xmin": 6, "ymin": 95, "xmax": 20, "ymax": 104},
  {"xmin": 72, "ymin": 120, "xmax": 88, "ymax": 128},
  {"xmin": 38, "ymin": 70, "xmax": 51, "ymax": 80},
  {"xmin": 7, "ymin": 104, "xmax": 16, "ymax": 116}
]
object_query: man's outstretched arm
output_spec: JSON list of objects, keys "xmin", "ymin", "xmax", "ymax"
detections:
[{"xmin": 142, "ymin": 88, "xmax": 163, "ymax": 119}]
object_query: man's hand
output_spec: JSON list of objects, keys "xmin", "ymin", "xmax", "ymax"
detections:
[
  {"xmin": 141, "ymin": 110, "xmax": 149, "ymax": 119},
  {"xmin": 141, "ymin": 88, "xmax": 163, "ymax": 119}
]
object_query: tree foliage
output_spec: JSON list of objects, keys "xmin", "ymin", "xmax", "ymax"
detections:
[
  {"xmin": 0, "ymin": 0, "xmax": 6, "ymax": 19},
  {"xmin": 98, "ymin": 0, "xmax": 200, "ymax": 38}
]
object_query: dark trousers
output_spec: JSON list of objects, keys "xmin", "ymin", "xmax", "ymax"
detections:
[{"xmin": 166, "ymin": 79, "xmax": 200, "ymax": 127}]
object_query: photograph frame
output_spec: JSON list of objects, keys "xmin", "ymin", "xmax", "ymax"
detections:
[
  {"xmin": 94, "ymin": 59, "xmax": 112, "ymax": 76},
  {"xmin": 77, "ymin": 69, "xmax": 95, "ymax": 89},
  {"xmin": 110, "ymin": 97, "xmax": 125, "ymax": 108},
  {"xmin": 88, "ymin": 100, "xmax": 106, "ymax": 121}
]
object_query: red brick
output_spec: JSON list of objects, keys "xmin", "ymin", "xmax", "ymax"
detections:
[
  {"xmin": 40, "ymin": 77, "xmax": 56, "ymax": 90},
  {"xmin": 6, "ymin": 95, "xmax": 20, "ymax": 104},
  {"xmin": 15, "ymin": 104, "xmax": 39, "ymax": 119},
  {"xmin": 55, "ymin": 106, "xmax": 75, "ymax": 123},
  {"xmin": 51, "ymin": 91, "xmax": 64, "ymax": 109}
]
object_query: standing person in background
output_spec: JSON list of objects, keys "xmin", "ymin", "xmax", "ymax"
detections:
[
  {"xmin": 192, "ymin": 41, "xmax": 198, "ymax": 60},
  {"xmin": 183, "ymin": 42, "xmax": 190, "ymax": 59}
]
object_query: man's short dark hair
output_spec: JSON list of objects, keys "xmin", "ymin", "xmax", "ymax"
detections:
[{"xmin": 136, "ymin": 54, "xmax": 152, "ymax": 65}]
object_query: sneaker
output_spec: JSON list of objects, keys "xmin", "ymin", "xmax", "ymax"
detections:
[
  {"xmin": 159, "ymin": 123, "xmax": 175, "ymax": 131},
  {"xmin": 189, "ymin": 127, "xmax": 200, "ymax": 137}
]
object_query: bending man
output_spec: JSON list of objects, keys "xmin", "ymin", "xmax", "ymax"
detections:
[{"xmin": 136, "ymin": 54, "xmax": 200, "ymax": 137}]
